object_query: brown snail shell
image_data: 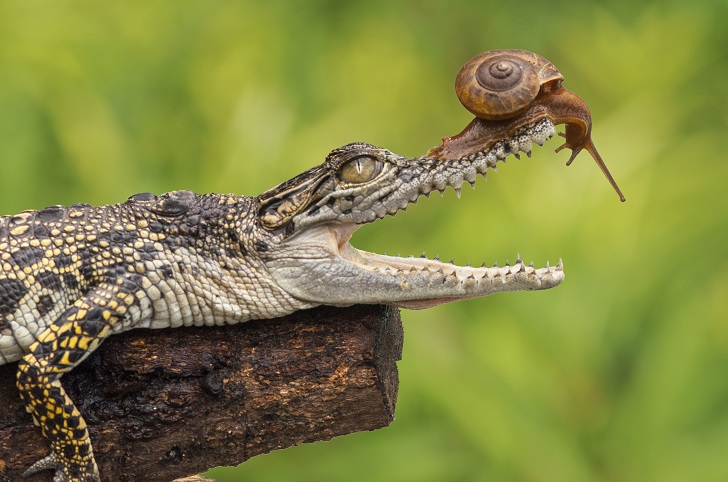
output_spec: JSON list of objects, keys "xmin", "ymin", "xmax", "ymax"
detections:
[{"xmin": 455, "ymin": 49, "xmax": 564, "ymax": 121}]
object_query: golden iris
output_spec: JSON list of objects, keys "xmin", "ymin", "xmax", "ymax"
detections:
[{"xmin": 339, "ymin": 156, "xmax": 383, "ymax": 184}]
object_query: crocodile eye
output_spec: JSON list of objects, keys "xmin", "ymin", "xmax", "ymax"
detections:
[{"xmin": 338, "ymin": 156, "xmax": 383, "ymax": 184}]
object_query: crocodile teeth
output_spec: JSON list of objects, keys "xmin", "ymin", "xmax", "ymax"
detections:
[
  {"xmin": 464, "ymin": 169, "xmax": 477, "ymax": 184},
  {"xmin": 413, "ymin": 118, "xmax": 556, "ymax": 201},
  {"xmin": 354, "ymin": 250, "xmax": 563, "ymax": 279}
]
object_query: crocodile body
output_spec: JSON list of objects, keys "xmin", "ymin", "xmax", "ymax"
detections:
[{"xmin": 1, "ymin": 118, "xmax": 565, "ymax": 481}]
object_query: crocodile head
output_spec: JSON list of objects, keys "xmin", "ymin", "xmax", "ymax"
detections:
[{"xmin": 256, "ymin": 118, "xmax": 565, "ymax": 310}]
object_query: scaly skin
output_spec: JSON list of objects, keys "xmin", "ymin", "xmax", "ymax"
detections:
[{"xmin": 1, "ymin": 118, "xmax": 563, "ymax": 481}]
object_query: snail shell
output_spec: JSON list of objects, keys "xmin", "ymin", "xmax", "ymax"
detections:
[{"xmin": 455, "ymin": 49, "xmax": 564, "ymax": 121}]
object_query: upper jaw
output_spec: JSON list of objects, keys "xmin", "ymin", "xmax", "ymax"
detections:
[{"xmin": 309, "ymin": 118, "xmax": 557, "ymax": 229}]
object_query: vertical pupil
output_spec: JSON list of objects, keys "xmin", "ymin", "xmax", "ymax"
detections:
[{"xmin": 340, "ymin": 156, "xmax": 381, "ymax": 183}]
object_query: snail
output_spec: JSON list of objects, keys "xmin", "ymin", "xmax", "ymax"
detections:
[{"xmin": 428, "ymin": 49, "xmax": 625, "ymax": 202}]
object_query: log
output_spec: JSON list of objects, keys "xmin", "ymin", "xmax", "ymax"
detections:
[{"xmin": 0, "ymin": 304, "xmax": 403, "ymax": 482}]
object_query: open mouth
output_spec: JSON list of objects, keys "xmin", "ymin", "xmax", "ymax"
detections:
[{"xmin": 327, "ymin": 118, "xmax": 565, "ymax": 309}]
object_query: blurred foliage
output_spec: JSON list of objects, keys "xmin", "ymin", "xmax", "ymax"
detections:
[{"xmin": 1, "ymin": 0, "xmax": 727, "ymax": 481}]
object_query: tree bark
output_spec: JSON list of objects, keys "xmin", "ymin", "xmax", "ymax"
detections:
[{"xmin": 0, "ymin": 304, "xmax": 403, "ymax": 482}]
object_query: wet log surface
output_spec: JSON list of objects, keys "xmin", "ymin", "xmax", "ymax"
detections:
[{"xmin": 0, "ymin": 304, "xmax": 403, "ymax": 482}]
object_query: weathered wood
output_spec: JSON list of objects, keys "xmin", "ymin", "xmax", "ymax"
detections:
[{"xmin": 0, "ymin": 304, "xmax": 403, "ymax": 482}]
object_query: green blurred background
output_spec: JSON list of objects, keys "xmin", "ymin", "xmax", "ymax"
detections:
[{"xmin": 1, "ymin": 1, "xmax": 726, "ymax": 481}]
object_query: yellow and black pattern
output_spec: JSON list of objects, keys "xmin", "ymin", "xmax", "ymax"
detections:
[
  {"xmin": 0, "ymin": 190, "xmax": 279, "ymax": 481},
  {"xmin": 17, "ymin": 283, "xmax": 135, "ymax": 480}
]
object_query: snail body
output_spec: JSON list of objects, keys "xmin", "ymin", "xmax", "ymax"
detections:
[{"xmin": 431, "ymin": 49, "xmax": 625, "ymax": 202}]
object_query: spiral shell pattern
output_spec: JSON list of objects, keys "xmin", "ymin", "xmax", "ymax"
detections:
[{"xmin": 455, "ymin": 50, "xmax": 560, "ymax": 121}]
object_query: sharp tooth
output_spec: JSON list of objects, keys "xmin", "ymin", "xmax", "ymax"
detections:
[
  {"xmin": 513, "ymin": 152, "xmax": 521, "ymax": 160},
  {"xmin": 481, "ymin": 262, "xmax": 487, "ymax": 268},
  {"xmin": 516, "ymin": 253, "xmax": 522, "ymax": 263},
  {"xmin": 518, "ymin": 136, "xmax": 533, "ymax": 152},
  {"xmin": 526, "ymin": 151, "xmax": 532, "ymax": 159},
  {"xmin": 420, "ymin": 252, "xmax": 427, "ymax": 258},
  {"xmin": 434, "ymin": 255, "xmax": 440, "ymax": 261},
  {"xmin": 557, "ymin": 258, "xmax": 564, "ymax": 270},
  {"xmin": 454, "ymin": 187, "xmax": 462, "ymax": 199},
  {"xmin": 546, "ymin": 260, "xmax": 551, "ymax": 269},
  {"xmin": 464, "ymin": 170, "xmax": 477, "ymax": 184},
  {"xmin": 467, "ymin": 261, "xmax": 472, "ymax": 267}
]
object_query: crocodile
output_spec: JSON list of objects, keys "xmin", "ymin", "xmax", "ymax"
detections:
[
  {"xmin": 1, "ymin": 121, "xmax": 562, "ymax": 481},
  {"xmin": 0, "ymin": 51, "xmax": 622, "ymax": 481}
]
